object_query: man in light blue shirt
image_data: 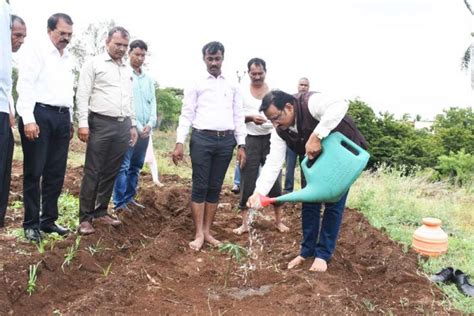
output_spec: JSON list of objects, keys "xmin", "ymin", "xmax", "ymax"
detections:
[
  {"xmin": 113, "ymin": 39, "xmax": 157, "ymax": 211},
  {"xmin": 0, "ymin": 0, "xmax": 13, "ymax": 231}
]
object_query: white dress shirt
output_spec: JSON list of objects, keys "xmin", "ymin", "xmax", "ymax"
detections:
[
  {"xmin": 0, "ymin": 0, "xmax": 12, "ymax": 114},
  {"xmin": 242, "ymin": 85, "xmax": 273, "ymax": 136},
  {"xmin": 176, "ymin": 73, "xmax": 246, "ymax": 145},
  {"xmin": 16, "ymin": 35, "xmax": 74, "ymax": 124},
  {"xmin": 255, "ymin": 93, "xmax": 349, "ymax": 195},
  {"xmin": 76, "ymin": 53, "xmax": 136, "ymax": 128}
]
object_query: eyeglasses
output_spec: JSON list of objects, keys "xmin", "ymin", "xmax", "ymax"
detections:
[
  {"xmin": 268, "ymin": 110, "xmax": 285, "ymax": 123},
  {"xmin": 53, "ymin": 29, "xmax": 73, "ymax": 38}
]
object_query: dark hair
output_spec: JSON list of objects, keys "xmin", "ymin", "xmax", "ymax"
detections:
[
  {"xmin": 129, "ymin": 39, "xmax": 148, "ymax": 52},
  {"xmin": 107, "ymin": 26, "xmax": 130, "ymax": 40},
  {"xmin": 11, "ymin": 15, "xmax": 25, "ymax": 26},
  {"xmin": 260, "ymin": 90, "xmax": 296, "ymax": 112},
  {"xmin": 247, "ymin": 57, "xmax": 266, "ymax": 72},
  {"xmin": 202, "ymin": 41, "xmax": 224, "ymax": 57},
  {"xmin": 47, "ymin": 13, "xmax": 73, "ymax": 31}
]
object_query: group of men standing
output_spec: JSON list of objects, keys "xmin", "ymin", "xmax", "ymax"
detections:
[
  {"xmin": 0, "ymin": 6, "xmax": 157, "ymax": 241},
  {"xmin": 1, "ymin": 5, "xmax": 369, "ymax": 273},
  {"xmin": 172, "ymin": 41, "xmax": 367, "ymax": 273}
]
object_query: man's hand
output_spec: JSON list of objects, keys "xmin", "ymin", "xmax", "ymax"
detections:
[
  {"xmin": 247, "ymin": 192, "xmax": 263, "ymax": 209},
  {"xmin": 172, "ymin": 143, "xmax": 184, "ymax": 165},
  {"xmin": 305, "ymin": 132, "xmax": 322, "ymax": 160},
  {"xmin": 237, "ymin": 146, "xmax": 246, "ymax": 169},
  {"xmin": 9, "ymin": 112, "xmax": 15, "ymax": 128},
  {"xmin": 24, "ymin": 123, "xmax": 40, "ymax": 141},
  {"xmin": 253, "ymin": 115, "xmax": 267, "ymax": 125},
  {"xmin": 130, "ymin": 127, "xmax": 138, "ymax": 147},
  {"xmin": 78, "ymin": 127, "xmax": 89, "ymax": 143},
  {"xmin": 69, "ymin": 124, "xmax": 74, "ymax": 140},
  {"xmin": 140, "ymin": 125, "xmax": 151, "ymax": 138}
]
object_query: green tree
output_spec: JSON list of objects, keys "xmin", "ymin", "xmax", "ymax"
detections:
[
  {"xmin": 156, "ymin": 87, "xmax": 182, "ymax": 131},
  {"xmin": 432, "ymin": 107, "xmax": 474, "ymax": 155},
  {"xmin": 437, "ymin": 149, "xmax": 474, "ymax": 186}
]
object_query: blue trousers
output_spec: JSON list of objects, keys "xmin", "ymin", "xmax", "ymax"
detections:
[
  {"xmin": 113, "ymin": 136, "xmax": 149, "ymax": 208},
  {"xmin": 233, "ymin": 161, "xmax": 241, "ymax": 186},
  {"xmin": 300, "ymin": 191, "xmax": 349, "ymax": 261}
]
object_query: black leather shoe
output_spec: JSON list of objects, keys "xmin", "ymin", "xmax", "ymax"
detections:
[
  {"xmin": 40, "ymin": 224, "xmax": 69, "ymax": 236},
  {"xmin": 24, "ymin": 228, "xmax": 42, "ymax": 243},
  {"xmin": 430, "ymin": 267, "xmax": 454, "ymax": 283},
  {"xmin": 453, "ymin": 269, "xmax": 474, "ymax": 297},
  {"xmin": 231, "ymin": 185, "xmax": 240, "ymax": 194}
]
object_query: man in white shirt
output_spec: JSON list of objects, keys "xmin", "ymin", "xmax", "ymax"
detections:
[
  {"xmin": 16, "ymin": 13, "xmax": 74, "ymax": 242},
  {"xmin": 233, "ymin": 58, "xmax": 288, "ymax": 235},
  {"xmin": 0, "ymin": 14, "xmax": 27, "ymax": 237},
  {"xmin": 247, "ymin": 90, "xmax": 367, "ymax": 273},
  {"xmin": 76, "ymin": 26, "xmax": 138, "ymax": 235},
  {"xmin": 172, "ymin": 41, "xmax": 247, "ymax": 251},
  {"xmin": 0, "ymin": 0, "xmax": 13, "ymax": 233}
]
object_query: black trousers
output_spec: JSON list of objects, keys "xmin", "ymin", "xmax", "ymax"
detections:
[
  {"xmin": 0, "ymin": 112, "xmax": 14, "ymax": 227},
  {"xmin": 189, "ymin": 129, "xmax": 236, "ymax": 203},
  {"xmin": 79, "ymin": 113, "xmax": 131, "ymax": 223},
  {"xmin": 19, "ymin": 104, "xmax": 71, "ymax": 229},
  {"xmin": 239, "ymin": 134, "xmax": 282, "ymax": 209}
]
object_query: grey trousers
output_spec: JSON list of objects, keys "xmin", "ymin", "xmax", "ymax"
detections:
[{"xmin": 79, "ymin": 113, "xmax": 131, "ymax": 222}]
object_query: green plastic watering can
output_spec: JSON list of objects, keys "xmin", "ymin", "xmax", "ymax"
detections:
[{"xmin": 260, "ymin": 132, "xmax": 370, "ymax": 206}]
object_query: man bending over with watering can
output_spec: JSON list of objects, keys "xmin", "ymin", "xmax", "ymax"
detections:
[{"xmin": 247, "ymin": 90, "xmax": 367, "ymax": 272}]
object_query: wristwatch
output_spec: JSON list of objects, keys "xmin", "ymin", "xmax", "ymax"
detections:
[
  {"xmin": 238, "ymin": 144, "xmax": 246, "ymax": 149},
  {"xmin": 315, "ymin": 132, "xmax": 324, "ymax": 140}
]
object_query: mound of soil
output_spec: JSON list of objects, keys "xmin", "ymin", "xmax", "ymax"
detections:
[{"xmin": 0, "ymin": 164, "xmax": 447, "ymax": 314}]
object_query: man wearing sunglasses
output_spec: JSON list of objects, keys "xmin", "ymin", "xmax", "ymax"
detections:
[{"xmin": 247, "ymin": 90, "xmax": 367, "ymax": 273}]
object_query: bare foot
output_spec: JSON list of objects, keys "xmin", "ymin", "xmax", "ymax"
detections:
[
  {"xmin": 204, "ymin": 234, "xmax": 222, "ymax": 247},
  {"xmin": 275, "ymin": 222, "xmax": 290, "ymax": 233},
  {"xmin": 309, "ymin": 258, "xmax": 328, "ymax": 272},
  {"xmin": 232, "ymin": 225, "xmax": 249, "ymax": 235},
  {"xmin": 288, "ymin": 256, "xmax": 305, "ymax": 269},
  {"xmin": 189, "ymin": 237, "xmax": 204, "ymax": 251}
]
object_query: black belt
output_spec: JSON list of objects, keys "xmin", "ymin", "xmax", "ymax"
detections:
[
  {"xmin": 194, "ymin": 128, "xmax": 234, "ymax": 137},
  {"xmin": 36, "ymin": 102, "xmax": 69, "ymax": 113},
  {"xmin": 91, "ymin": 112, "xmax": 129, "ymax": 122}
]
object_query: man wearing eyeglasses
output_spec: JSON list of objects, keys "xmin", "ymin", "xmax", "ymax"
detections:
[
  {"xmin": 16, "ymin": 13, "xmax": 75, "ymax": 242},
  {"xmin": 247, "ymin": 90, "xmax": 367, "ymax": 273}
]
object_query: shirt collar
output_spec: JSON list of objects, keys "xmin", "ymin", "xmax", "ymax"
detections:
[
  {"xmin": 44, "ymin": 34, "xmax": 69, "ymax": 57},
  {"xmin": 102, "ymin": 51, "xmax": 126, "ymax": 66},
  {"xmin": 205, "ymin": 72, "xmax": 225, "ymax": 80}
]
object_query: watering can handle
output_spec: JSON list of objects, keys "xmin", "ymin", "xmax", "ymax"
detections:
[{"xmin": 333, "ymin": 132, "xmax": 363, "ymax": 156}]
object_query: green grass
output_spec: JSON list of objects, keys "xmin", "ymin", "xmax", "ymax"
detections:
[{"xmin": 348, "ymin": 166, "xmax": 474, "ymax": 313}]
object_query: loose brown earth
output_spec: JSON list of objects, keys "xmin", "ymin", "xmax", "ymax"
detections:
[{"xmin": 0, "ymin": 161, "xmax": 448, "ymax": 315}]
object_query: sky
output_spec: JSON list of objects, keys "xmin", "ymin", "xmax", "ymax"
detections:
[{"xmin": 9, "ymin": 0, "xmax": 474, "ymax": 120}]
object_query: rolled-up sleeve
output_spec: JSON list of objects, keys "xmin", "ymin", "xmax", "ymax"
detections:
[
  {"xmin": 232, "ymin": 86, "xmax": 246, "ymax": 145},
  {"xmin": 308, "ymin": 93, "xmax": 348, "ymax": 138},
  {"xmin": 75, "ymin": 59, "xmax": 94, "ymax": 128},
  {"xmin": 176, "ymin": 83, "xmax": 198, "ymax": 144}
]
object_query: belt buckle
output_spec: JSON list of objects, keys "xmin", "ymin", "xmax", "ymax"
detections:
[
  {"xmin": 217, "ymin": 130, "xmax": 225, "ymax": 137},
  {"xmin": 118, "ymin": 117, "xmax": 124, "ymax": 122}
]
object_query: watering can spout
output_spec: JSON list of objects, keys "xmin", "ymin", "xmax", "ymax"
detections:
[{"xmin": 260, "ymin": 132, "xmax": 370, "ymax": 205}]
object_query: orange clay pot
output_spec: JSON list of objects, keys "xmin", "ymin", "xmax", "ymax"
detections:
[{"xmin": 412, "ymin": 217, "xmax": 448, "ymax": 257}]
